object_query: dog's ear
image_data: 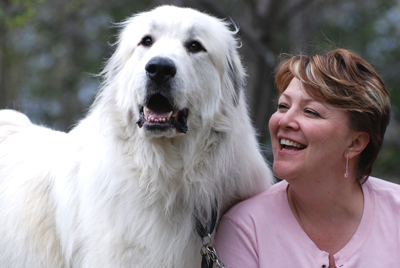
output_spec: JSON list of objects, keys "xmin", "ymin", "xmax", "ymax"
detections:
[
  {"xmin": 227, "ymin": 51, "xmax": 246, "ymax": 107},
  {"xmin": 224, "ymin": 19, "xmax": 246, "ymax": 107}
]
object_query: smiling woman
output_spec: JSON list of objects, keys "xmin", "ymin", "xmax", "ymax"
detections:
[
  {"xmin": 269, "ymin": 77, "xmax": 361, "ymax": 182},
  {"xmin": 215, "ymin": 49, "xmax": 399, "ymax": 268},
  {"xmin": 275, "ymin": 50, "xmax": 391, "ymax": 183}
]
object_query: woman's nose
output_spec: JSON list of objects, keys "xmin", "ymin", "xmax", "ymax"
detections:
[{"xmin": 278, "ymin": 109, "xmax": 300, "ymax": 130}]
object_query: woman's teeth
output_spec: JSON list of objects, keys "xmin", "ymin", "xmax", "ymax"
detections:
[{"xmin": 280, "ymin": 138, "xmax": 306, "ymax": 150}]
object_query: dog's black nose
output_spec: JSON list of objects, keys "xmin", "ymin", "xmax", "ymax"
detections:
[{"xmin": 145, "ymin": 57, "xmax": 177, "ymax": 84}]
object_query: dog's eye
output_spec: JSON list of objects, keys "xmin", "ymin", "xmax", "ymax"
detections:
[
  {"xmin": 186, "ymin": 41, "xmax": 206, "ymax": 53},
  {"xmin": 139, "ymin": 36, "xmax": 153, "ymax": 47}
]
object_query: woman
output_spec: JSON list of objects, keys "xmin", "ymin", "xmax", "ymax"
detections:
[{"xmin": 214, "ymin": 49, "xmax": 397, "ymax": 268}]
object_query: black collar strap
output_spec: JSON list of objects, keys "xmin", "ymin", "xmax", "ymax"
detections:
[
  {"xmin": 195, "ymin": 199, "xmax": 218, "ymax": 239},
  {"xmin": 195, "ymin": 199, "xmax": 226, "ymax": 268}
]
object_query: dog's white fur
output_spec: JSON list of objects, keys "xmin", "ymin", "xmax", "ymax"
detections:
[{"xmin": 0, "ymin": 5, "xmax": 273, "ymax": 268}]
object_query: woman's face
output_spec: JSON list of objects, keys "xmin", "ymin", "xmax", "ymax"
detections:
[{"xmin": 269, "ymin": 78, "xmax": 354, "ymax": 182}]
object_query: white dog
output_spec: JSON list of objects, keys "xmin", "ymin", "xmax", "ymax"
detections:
[{"xmin": 0, "ymin": 5, "xmax": 273, "ymax": 268}]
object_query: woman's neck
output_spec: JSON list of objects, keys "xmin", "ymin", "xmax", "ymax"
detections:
[
  {"xmin": 286, "ymin": 176, "xmax": 364, "ymax": 256},
  {"xmin": 287, "ymin": 170, "xmax": 362, "ymax": 212}
]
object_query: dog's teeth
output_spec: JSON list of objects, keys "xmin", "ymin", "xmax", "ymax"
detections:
[
  {"xmin": 144, "ymin": 107, "xmax": 149, "ymax": 120},
  {"xmin": 162, "ymin": 118, "xmax": 166, "ymax": 122},
  {"xmin": 167, "ymin": 111, "xmax": 173, "ymax": 120}
]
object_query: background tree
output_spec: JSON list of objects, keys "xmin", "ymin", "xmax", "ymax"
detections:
[{"xmin": 1, "ymin": 0, "xmax": 399, "ymax": 181}]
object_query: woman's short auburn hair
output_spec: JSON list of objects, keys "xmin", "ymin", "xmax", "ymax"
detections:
[{"xmin": 275, "ymin": 48, "xmax": 391, "ymax": 183}]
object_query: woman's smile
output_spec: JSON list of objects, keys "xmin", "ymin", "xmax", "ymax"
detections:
[{"xmin": 279, "ymin": 138, "xmax": 307, "ymax": 151}]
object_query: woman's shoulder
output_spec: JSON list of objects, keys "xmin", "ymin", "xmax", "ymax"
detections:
[
  {"xmin": 367, "ymin": 176, "xmax": 400, "ymax": 192},
  {"xmin": 222, "ymin": 180, "xmax": 288, "ymax": 222},
  {"xmin": 366, "ymin": 176, "xmax": 400, "ymax": 202}
]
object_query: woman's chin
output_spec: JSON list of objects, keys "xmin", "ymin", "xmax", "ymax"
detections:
[{"xmin": 273, "ymin": 164, "xmax": 298, "ymax": 181}]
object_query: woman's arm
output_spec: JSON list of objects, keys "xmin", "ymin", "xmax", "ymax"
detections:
[{"xmin": 214, "ymin": 216, "xmax": 259, "ymax": 268}]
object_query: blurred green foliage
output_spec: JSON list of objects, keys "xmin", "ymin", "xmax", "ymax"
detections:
[{"xmin": 1, "ymin": 0, "xmax": 47, "ymax": 29}]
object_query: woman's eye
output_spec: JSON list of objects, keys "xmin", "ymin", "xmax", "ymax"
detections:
[
  {"xmin": 305, "ymin": 109, "xmax": 320, "ymax": 117},
  {"xmin": 277, "ymin": 104, "xmax": 288, "ymax": 110},
  {"xmin": 186, "ymin": 41, "xmax": 206, "ymax": 53},
  {"xmin": 139, "ymin": 36, "xmax": 153, "ymax": 47}
]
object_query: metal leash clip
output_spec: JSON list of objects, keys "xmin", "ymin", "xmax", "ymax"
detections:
[
  {"xmin": 196, "ymin": 200, "xmax": 224, "ymax": 268},
  {"xmin": 200, "ymin": 234, "xmax": 225, "ymax": 268}
]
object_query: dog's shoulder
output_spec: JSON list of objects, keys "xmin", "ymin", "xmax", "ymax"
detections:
[
  {"xmin": 0, "ymin": 109, "xmax": 66, "ymax": 145},
  {"xmin": 0, "ymin": 109, "xmax": 69, "ymax": 177},
  {"xmin": 0, "ymin": 109, "xmax": 33, "ymax": 143}
]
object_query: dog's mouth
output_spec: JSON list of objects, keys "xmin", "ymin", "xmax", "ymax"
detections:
[{"xmin": 136, "ymin": 94, "xmax": 189, "ymax": 134}]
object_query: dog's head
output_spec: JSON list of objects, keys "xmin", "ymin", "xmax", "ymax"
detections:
[{"xmin": 100, "ymin": 5, "xmax": 245, "ymax": 138}]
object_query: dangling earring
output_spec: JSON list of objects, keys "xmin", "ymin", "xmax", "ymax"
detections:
[{"xmin": 344, "ymin": 153, "xmax": 349, "ymax": 178}]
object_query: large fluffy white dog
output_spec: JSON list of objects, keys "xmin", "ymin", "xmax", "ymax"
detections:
[{"xmin": 0, "ymin": 5, "xmax": 273, "ymax": 268}]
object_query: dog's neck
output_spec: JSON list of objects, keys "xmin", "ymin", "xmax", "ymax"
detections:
[{"xmin": 75, "ymin": 108, "xmax": 227, "ymax": 212}]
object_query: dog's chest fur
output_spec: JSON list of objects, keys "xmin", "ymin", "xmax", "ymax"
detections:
[{"xmin": 53, "ymin": 115, "xmax": 225, "ymax": 267}]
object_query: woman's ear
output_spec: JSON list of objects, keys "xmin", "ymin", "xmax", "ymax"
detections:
[{"xmin": 347, "ymin": 132, "xmax": 370, "ymax": 159}]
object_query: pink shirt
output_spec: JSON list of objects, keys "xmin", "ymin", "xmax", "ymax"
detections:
[{"xmin": 215, "ymin": 177, "xmax": 400, "ymax": 268}]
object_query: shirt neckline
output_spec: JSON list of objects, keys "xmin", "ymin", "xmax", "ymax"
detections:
[{"xmin": 276, "ymin": 179, "xmax": 376, "ymax": 266}]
